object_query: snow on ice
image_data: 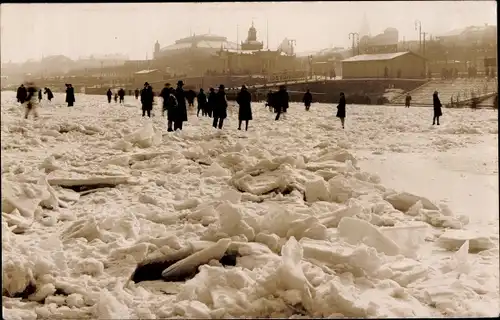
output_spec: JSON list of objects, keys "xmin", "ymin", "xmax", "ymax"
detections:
[{"xmin": 1, "ymin": 91, "xmax": 498, "ymax": 319}]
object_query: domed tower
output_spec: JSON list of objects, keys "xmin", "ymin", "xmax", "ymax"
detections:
[
  {"xmin": 241, "ymin": 21, "xmax": 264, "ymax": 51},
  {"xmin": 248, "ymin": 21, "xmax": 257, "ymax": 42},
  {"xmin": 154, "ymin": 40, "xmax": 160, "ymax": 59}
]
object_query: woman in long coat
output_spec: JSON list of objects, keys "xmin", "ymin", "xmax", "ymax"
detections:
[
  {"xmin": 432, "ymin": 91, "xmax": 442, "ymax": 125},
  {"xmin": 66, "ymin": 84, "xmax": 75, "ymax": 107},
  {"xmin": 236, "ymin": 85, "xmax": 252, "ymax": 131},
  {"xmin": 336, "ymin": 92, "xmax": 346, "ymax": 129}
]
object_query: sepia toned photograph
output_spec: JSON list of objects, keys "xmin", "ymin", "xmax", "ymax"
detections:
[{"xmin": 1, "ymin": 1, "xmax": 498, "ymax": 318}]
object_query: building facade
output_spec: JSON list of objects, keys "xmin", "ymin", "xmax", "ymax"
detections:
[{"xmin": 341, "ymin": 51, "xmax": 426, "ymax": 79}]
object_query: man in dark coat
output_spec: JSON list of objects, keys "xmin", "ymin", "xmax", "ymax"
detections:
[
  {"xmin": 197, "ymin": 88, "xmax": 207, "ymax": 117},
  {"xmin": 66, "ymin": 84, "xmax": 75, "ymax": 107},
  {"xmin": 405, "ymin": 93, "xmax": 412, "ymax": 108},
  {"xmin": 17, "ymin": 84, "xmax": 27, "ymax": 104},
  {"xmin": 140, "ymin": 82, "xmax": 154, "ymax": 117},
  {"xmin": 38, "ymin": 89, "xmax": 43, "ymax": 102},
  {"xmin": 206, "ymin": 87, "xmax": 216, "ymax": 118},
  {"xmin": 106, "ymin": 89, "xmax": 113, "ymax": 103},
  {"xmin": 118, "ymin": 88, "xmax": 125, "ymax": 104},
  {"xmin": 212, "ymin": 84, "xmax": 228, "ymax": 129},
  {"xmin": 432, "ymin": 91, "xmax": 442, "ymax": 125},
  {"xmin": 44, "ymin": 87, "xmax": 54, "ymax": 102},
  {"xmin": 303, "ymin": 89, "xmax": 312, "ymax": 111},
  {"xmin": 186, "ymin": 89, "xmax": 196, "ymax": 108},
  {"xmin": 274, "ymin": 85, "xmax": 289, "ymax": 121},
  {"xmin": 236, "ymin": 85, "xmax": 252, "ymax": 131},
  {"xmin": 134, "ymin": 88, "xmax": 140, "ymax": 99},
  {"xmin": 174, "ymin": 80, "xmax": 188, "ymax": 130},
  {"xmin": 160, "ymin": 83, "xmax": 178, "ymax": 132},
  {"xmin": 336, "ymin": 92, "xmax": 346, "ymax": 129}
]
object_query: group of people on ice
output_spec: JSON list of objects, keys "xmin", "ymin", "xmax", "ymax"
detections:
[
  {"xmin": 131, "ymin": 80, "xmax": 348, "ymax": 131},
  {"xmin": 17, "ymin": 84, "xmax": 54, "ymax": 104},
  {"xmin": 16, "ymin": 82, "xmax": 76, "ymax": 119},
  {"xmin": 140, "ymin": 81, "xmax": 252, "ymax": 131},
  {"xmin": 16, "ymin": 79, "xmax": 445, "ymax": 129}
]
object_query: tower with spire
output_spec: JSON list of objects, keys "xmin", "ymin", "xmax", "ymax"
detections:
[
  {"xmin": 241, "ymin": 21, "xmax": 264, "ymax": 51},
  {"xmin": 153, "ymin": 40, "xmax": 160, "ymax": 59},
  {"xmin": 360, "ymin": 12, "xmax": 370, "ymax": 38}
]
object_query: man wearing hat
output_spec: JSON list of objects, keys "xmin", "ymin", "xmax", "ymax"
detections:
[
  {"xmin": 212, "ymin": 84, "xmax": 228, "ymax": 129},
  {"xmin": 140, "ymin": 82, "xmax": 154, "ymax": 117},
  {"xmin": 174, "ymin": 80, "xmax": 188, "ymax": 130}
]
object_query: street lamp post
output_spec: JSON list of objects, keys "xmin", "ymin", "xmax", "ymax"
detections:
[
  {"xmin": 415, "ymin": 20, "xmax": 422, "ymax": 53},
  {"xmin": 348, "ymin": 32, "xmax": 360, "ymax": 57}
]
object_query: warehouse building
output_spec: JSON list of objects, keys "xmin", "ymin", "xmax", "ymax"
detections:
[{"xmin": 341, "ymin": 51, "xmax": 426, "ymax": 79}]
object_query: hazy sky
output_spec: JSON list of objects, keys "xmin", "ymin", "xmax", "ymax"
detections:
[{"xmin": 1, "ymin": 1, "xmax": 496, "ymax": 63}]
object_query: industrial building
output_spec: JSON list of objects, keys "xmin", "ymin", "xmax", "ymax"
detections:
[{"xmin": 341, "ymin": 51, "xmax": 427, "ymax": 79}]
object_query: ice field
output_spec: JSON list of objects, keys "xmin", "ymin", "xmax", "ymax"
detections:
[{"xmin": 1, "ymin": 90, "xmax": 499, "ymax": 319}]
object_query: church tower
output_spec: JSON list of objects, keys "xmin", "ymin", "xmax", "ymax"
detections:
[{"xmin": 360, "ymin": 12, "xmax": 370, "ymax": 38}]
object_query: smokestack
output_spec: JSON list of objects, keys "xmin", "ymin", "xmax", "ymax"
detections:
[{"xmin": 266, "ymin": 19, "xmax": 269, "ymax": 49}]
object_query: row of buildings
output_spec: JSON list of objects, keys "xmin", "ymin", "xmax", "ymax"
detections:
[{"xmin": 1, "ymin": 23, "xmax": 496, "ymax": 89}]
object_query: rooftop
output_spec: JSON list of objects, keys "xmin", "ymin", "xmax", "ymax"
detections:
[
  {"xmin": 135, "ymin": 69, "xmax": 159, "ymax": 75},
  {"xmin": 342, "ymin": 51, "xmax": 418, "ymax": 62}
]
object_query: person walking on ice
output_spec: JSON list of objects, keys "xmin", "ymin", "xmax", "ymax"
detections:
[
  {"xmin": 65, "ymin": 84, "xmax": 75, "ymax": 107},
  {"xmin": 44, "ymin": 87, "xmax": 54, "ymax": 102},
  {"xmin": 106, "ymin": 89, "xmax": 112, "ymax": 103},
  {"xmin": 236, "ymin": 85, "xmax": 252, "ymax": 131},
  {"xmin": 405, "ymin": 93, "xmax": 411, "ymax": 108},
  {"xmin": 24, "ymin": 82, "xmax": 40, "ymax": 120},
  {"xmin": 432, "ymin": 91, "xmax": 442, "ymax": 125},
  {"xmin": 118, "ymin": 88, "xmax": 125, "ymax": 104},
  {"xmin": 212, "ymin": 84, "xmax": 228, "ymax": 129},
  {"xmin": 336, "ymin": 92, "xmax": 346, "ymax": 129},
  {"xmin": 197, "ymin": 88, "xmax": 207, "ymax": 117},
  {"xmin": 140, "ymin": 82, "xmax": 154, "ymax": 117},
  {"xmin": 303, "ymin": 89, "xmax": 312, "ymax": 111}
]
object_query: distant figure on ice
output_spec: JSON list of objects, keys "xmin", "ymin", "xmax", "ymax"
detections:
[
  {"xmin": 107, "ymin": 89, "xmax": 112, "ymax": 103},
  {"xmin": 44, "ymin": 87, "xmax": 54, "ymax": 102},
  {"xmin": 38, "ymin": 89, "xmax": 42, "ymax": 102},
  {"xmin": 266, "ymin": 90, "xmax": 274, "ymax": 112},
  {"xmin": 303, "ymin": 89, "xmax": 312, "ymax": 111},
  {"xmin": 16, "ymin": 84, "xmax": 27, "ymax": 104},
  {"xmin": 140, "ymin": 82, "xmax": 154, "ymax": 117},
  {"xmin": 236, "ymin": 85, "xmax": 252, "ymax": 131},
  {"xmin": 24, "ymin": 82, "xmax": 40, "ymax": 119},
  {"xmin": 174, "ymin": 80, "xmax": 188, "ymax": 131},
  {"xmin": 405, "ymin": 93, "xmax": 412, "ymax": 108},
  {"xmin": 432, "ymin": 91, "xmax": 442, "ymax": 126},
  {"xmin": 134, "ymin": 88, "xmax": 140, "ymax": 99},
  {"xmin": 114, "ymin": 92, "xmax": 118, "ymax": 103},
  {"xmin": 118, "ymin": 88, "xmax": 125, "ymax": 104},
  {"xmin": 186, "ymin": 89, "xmax": 196, "ymax": 109},
  {"xmin": 65, "ymin": 84, "xmax": 75, "ymax": 107},
  {"xmin": 274, "ymin": 85, "xmax": 289, "ymax": 121},
  {"xmin": 197, "ymin": 88, "xmax": 207, "ymax": 117},
  {"xmin": 336, "ymin": 92, "xmax": 346, "ymax": 129},
  {"xmin": 206, "ymin": 87, "xmax": 216, "ymax": 118},
  {"xmin": 160, "ymin": 83, "xmax": 178, "ymax": 132},
  {"xmin": 213, "ymin": 84, "xmax": 228, "ymax": 129}
]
